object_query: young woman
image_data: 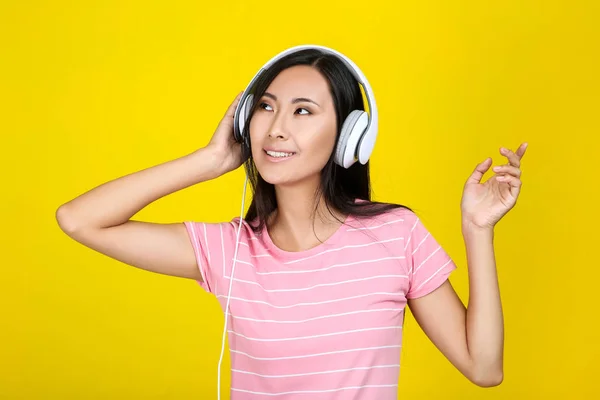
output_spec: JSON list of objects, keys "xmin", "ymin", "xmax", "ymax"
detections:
[{"xmin": 56, "ymin": 46, "xmax": 527, "ymax": 399}]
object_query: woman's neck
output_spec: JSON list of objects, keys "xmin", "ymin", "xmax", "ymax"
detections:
[{"xmin": 267, "ymin": 182, "xmax": 347, "ymax": 252}]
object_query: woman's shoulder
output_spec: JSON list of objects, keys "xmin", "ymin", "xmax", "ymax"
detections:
[
  {"xmin": 186, "ymin": 216, "xmax": 261, "ymax": 241},
  {"xmin": 347, "ymin": 200, "xmax": 418, "ymax": 233},
  {"xmin": 352, "ymin": 199, "xmax": 417, "ymax": 219}
]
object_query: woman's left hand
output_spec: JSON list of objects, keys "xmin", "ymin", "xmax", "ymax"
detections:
[{"xmin": 461, "ymin": 143, "xmax": 528, "ymax": 230}]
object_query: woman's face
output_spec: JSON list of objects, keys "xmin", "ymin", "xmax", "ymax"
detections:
[{"xmin": 249, "ymin": 65, "xmax": 338, "ymax": 187}]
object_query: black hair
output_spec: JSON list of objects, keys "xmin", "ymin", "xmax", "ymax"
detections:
[{"xmin": 241, "ymin": 48, "xmax": 410, "ymax": 234}]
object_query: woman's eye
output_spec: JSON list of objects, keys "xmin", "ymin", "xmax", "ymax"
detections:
[
  {"xmin": 259, "ymin": 103, "xmax": 273, "ymax": 111},
  {"xmin": 295, "ymin": 108, "xmax": 311, "ymax": 115},
  {"xmin": 258, "ymin": 103, "xmax": 310, "ymax": 115}
]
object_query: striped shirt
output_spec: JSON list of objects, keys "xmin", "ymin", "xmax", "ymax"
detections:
[{"xmin": 184, "ymin": 206, "xmax": 457, "ymax": 399}]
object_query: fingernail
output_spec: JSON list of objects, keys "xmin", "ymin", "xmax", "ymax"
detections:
[{"xmin": 493, "ymin": 166, "xmax": 501, "ymax": 171}]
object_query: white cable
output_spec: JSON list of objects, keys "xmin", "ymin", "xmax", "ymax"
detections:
[{"xmin": 217, "ymin": 174, "xmax": 248, "ymax": 400}]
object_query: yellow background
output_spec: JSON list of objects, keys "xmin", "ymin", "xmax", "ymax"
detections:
[{"xmin": 1, "ymin": 0, "xmax": 598, "ymax": 398}]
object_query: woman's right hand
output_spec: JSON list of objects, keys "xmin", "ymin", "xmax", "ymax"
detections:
[{"xmin": 204, "ymin": 91, "xmax": 247, "ymax": 176}]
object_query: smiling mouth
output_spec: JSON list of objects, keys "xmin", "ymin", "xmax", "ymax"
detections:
[{"xmin": 264, "ymin": 150, "xmax": 296, "ymax": 158}]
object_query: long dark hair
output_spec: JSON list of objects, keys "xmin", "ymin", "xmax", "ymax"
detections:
[{"xmin": 241, "ymin": 48, "xmax": 410, "ymax": 233}]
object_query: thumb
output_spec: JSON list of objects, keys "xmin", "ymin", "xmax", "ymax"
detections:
[
  {"xmin": 466, "ymin": 157, "xmax": 492, "ymax": 184},
  {"xmin": 223, "ymin": 91, "xmax": 244, "ymax": 120}
]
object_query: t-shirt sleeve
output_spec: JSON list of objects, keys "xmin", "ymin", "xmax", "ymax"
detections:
[
  {"xmin": 403, "ymin": 212, "xmax": 458, "ymax": 299},
  {"xmin": 183, "ymin": 220, "xmax": 240, "ymax": 295}
]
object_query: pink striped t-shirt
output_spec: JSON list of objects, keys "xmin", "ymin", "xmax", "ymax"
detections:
[{"xmin": 184, "ymin": 206, "xmax": 457, "ymax": 399}]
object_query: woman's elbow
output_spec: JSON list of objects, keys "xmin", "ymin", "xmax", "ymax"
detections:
[{"xmin": 470, "ymin": 369, "xmax": 504, "ymax": 387}]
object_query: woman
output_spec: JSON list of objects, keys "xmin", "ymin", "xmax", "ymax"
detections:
[{"xmin": 56, "ymin": 46, "xmax": 527, "ymax": 399}]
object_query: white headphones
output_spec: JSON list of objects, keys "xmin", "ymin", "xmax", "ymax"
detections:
[{"xmin": 232, "ymin": 44, "xmax": 379, "ymax": 169}]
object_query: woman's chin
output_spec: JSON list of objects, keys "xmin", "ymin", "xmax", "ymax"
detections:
[
  {"xmin": 255, "ymin": 160, "xmax": 322, "ymax": 188},
  {"xmin": 259, "ymin": 171, "xmax": 297, "ymax": 186},
  {"xmin": 259, "ymin": 171, "xmax": 322, "ymax": 189}
]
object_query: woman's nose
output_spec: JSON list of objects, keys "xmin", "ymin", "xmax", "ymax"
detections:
[
  {"xmin": 268, "ymin": 130, "xmax": 286, "ymax": 139},
  {"xmin": 267, "ymin": 110, "xmax": 290, "ymax": 139}
]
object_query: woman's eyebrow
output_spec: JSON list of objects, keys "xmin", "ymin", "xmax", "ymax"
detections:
[{"xmin": 263, "ymin": 92, "xmax": 321, "ymax": 107}]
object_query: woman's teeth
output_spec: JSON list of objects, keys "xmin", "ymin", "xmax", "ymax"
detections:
[{"xmin": 266, "ymin": 151, "xmax": 295, "ymax": 158}]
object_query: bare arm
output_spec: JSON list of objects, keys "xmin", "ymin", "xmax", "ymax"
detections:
[
  {"xmin": 408, "ymin": 227, "xmax": 503, "ymax": 387},
  {"xmin": 407, "ymin": 144, "xmax": 527, "ymax": 387},
  {"xmin": 56, "ymin": 149, "xmax": 222, "ymax": 279},
  {"xmin": 56, "ymin": 92, "xmax": 244, "ymax": 280}
]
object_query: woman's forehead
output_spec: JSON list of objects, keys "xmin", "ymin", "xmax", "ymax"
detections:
[{"xmin": 265, "ymin": 66, "xmax": 331, "ymax": 103}]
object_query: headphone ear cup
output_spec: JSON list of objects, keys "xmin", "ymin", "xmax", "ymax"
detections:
[
  {"xmin": 237, "ymin": 94, "xmax": 254, "ymax": 142},
  {"xmin": 335, "ymin": 110, "xmax": 369, "ymax": 168}
]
